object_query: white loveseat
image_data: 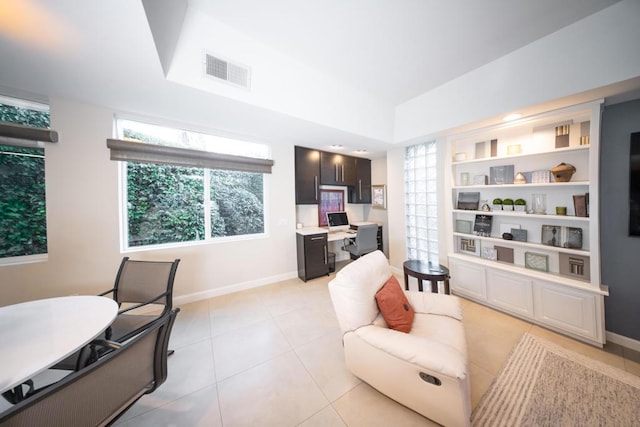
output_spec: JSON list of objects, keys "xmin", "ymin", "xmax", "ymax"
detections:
[{"xmin": 328, "ymin": 251, "xmax": 471, "ymax": 427}]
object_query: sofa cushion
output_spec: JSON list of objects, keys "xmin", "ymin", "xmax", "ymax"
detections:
[{"xmin": 375, "ymin": 276, "xmax": 414, "ymax": 333}]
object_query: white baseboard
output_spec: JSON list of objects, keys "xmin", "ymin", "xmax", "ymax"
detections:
[
  {"xmin": 173, "ymin": 270, "xmax": 299, "ymax": 307},
  {"xmin": 606, "ymin": 330, "xmax": 640, "ymax": 352}
]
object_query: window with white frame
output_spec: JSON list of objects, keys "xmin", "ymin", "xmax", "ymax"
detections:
[
  {"xmin": 0, "ymin": 96, "xmax": 51, "ymax": 262},
  {"xmin": 113, "ymin": 119, "xmax": 272, "ymax": 250},
  {"xmin": 405, "ymin": 141, "xmax": 439, "ymax": 263}
]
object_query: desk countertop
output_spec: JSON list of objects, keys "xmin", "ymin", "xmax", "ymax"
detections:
[{"xmin": 295, "ymin": 222, "xmax": 379, "ymax": 236}]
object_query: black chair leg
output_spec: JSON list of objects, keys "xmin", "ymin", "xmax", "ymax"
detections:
[{"xmin": 167, "ymin": 349, "xmax": 175, "ymax": 356}]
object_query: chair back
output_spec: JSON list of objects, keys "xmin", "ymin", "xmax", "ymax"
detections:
[
  {"xmin": 329, "ymin": 250, "xmax": 390, "ymax": 333},
  {"xmin": 353, "ymin": 224, "xmax": 379, "ymax": 255},
  {"xmin": 0, "ymin": 309, "xmax": 179, "ymax": 427},
  {"xmin": 113, "ymin": 257, "xmax": 180, "ymax": 314}
]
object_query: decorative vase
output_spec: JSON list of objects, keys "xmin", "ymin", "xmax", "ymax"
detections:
[{"xmin": 531, "ymin": 194, "xmax": 546, "ymax": 214}]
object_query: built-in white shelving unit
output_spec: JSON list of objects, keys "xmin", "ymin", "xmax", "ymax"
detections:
[{"xmin": 445, "ymin": 100, "xmax": 608, "ymax": 346}]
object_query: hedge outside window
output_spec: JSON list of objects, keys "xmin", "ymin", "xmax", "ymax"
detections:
[
  {"xmin": 0, "ymin": 97, "xmax": 50, "ymax": 261},
  {"xmin": 116, "ymin": 119, "xmax": 269, "ymax": 249}
]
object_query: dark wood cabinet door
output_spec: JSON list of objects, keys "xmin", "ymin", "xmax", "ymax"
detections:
[
  {"xmin": 320, "ymin": 152, "xmax": 356, "ymax": 186},
  {"xmin": 296, "ymin": 233, "xmax": 328, "ymax": 281},
  {"xmin": 349, "ymin": 158, "xmax": 371, "ymax": 203},
  {"xmin": 295, "ymin": 146, "xmax": 320, "ymax": 204}
]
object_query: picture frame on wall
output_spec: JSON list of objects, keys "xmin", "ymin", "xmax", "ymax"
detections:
[{"xmin": 371, "ymin": 185, "xmax": 387, "ymax": 209}]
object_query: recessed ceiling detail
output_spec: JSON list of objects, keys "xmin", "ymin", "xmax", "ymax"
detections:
[{"xmin": 204, "ymin": 53, "xmax": 251, "ymax": 89}]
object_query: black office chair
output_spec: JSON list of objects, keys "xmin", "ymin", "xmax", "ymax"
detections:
[
  {"xmin": 342, "ymin": 224, "xmax": 379, "ymax": 259},
  {"xmin": 53, "ymin": 257, "xmax": 180, "ymax": 371},
  {"xmin": 0, "ymin": 309, "xmax": 179, "ymax": 427}
]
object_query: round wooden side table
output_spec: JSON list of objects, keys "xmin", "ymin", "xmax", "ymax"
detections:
[{"xmin": 403, "ymin": 260, "xmax": 450, "ymax": 294}]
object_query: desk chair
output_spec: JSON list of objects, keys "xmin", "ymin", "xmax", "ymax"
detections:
[
  {"xmin": 0, "ymin": 309, "xmax": 179, "ymax": 427},
  {"xmin": 342, "ymin": 224, "xmax": 379, "ymax": 259}
]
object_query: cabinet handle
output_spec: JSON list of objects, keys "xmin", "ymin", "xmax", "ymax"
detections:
[
  {"xmin": 311, "ymin": 236, "xmax": 324, "ymax": 241},
  {"xmin": 341, "ymin": 164, "xmax": 344, "ymax": 182},
  {"xmin": 314, "ymin": 176, "xmax": 318, "ymax": 200},
  {"xmin": 358, "ymin": 179, "xmax": 362, "ymax": 199},
  {"xmin": 335, "ymin": 164, "xmax": 338, "ymax": 181},
  {"xmin": 324, "ymin": 245, "xmax": 328, "ymax": 264}
]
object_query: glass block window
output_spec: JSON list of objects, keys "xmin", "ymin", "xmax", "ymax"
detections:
[{"xmin": 405, "ymin": 141, "xmax": 438, "ymax": 263}]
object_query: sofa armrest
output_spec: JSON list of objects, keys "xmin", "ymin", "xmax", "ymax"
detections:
[
  {"xmin": 405, "ymin": 292, "xmax": 463, "ymax": 321},
  {"xmin": 353, "ymin": 325, "xmax": 467, "ymax": 379}
]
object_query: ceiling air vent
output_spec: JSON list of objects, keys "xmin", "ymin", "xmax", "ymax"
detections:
[{"xmin": 204, "ymin": 53, "xmax": 251, "ymax": 89}]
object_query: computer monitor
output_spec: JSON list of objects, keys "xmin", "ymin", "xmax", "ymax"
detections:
[{"xmin": 326, "ymin": 211, "xmax": 349, "ymax": 232}]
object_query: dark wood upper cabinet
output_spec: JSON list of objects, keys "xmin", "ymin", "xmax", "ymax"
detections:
[
  {"xmin": 294, "ymin": 146, "xmax": 320, "ymax": 204},
  {"xmin": 320, "ymin": 152, "xmax": 356, "ymax": 186},
  {"xmin": 348, "ymin": 158, "xmax": 372, "ymax": 204}
]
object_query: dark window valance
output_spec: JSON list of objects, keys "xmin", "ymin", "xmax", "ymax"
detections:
[
  {"xmin": 107, "ymin": 138, "xmax": 274, "ymax": 174},
  {"xmin": 0, "ymin": 122, "xmax": 58, "ymax": 148}
]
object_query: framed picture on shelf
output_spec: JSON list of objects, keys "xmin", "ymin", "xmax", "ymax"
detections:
[
  {"xmin": 473, "ymin": 214, "xmax": 492, "ymax": 236},
  {"xmin": 525, "ymin": 252, "xmax": 549, "ymax": 272},
  {"xmin": 495, "ymin": 246, "xmax": 514, "ymax": 263},
  {"xmin": 559, "ymin": 253, "xmax": 590, "ymax": 280},
  {"xmin": 457, "ymin": 192, "xmax": 480, "ymax": 210},
  {"xmin": 456, "ymin": 220, "xmax": 473, "ymax": 234},
  {"xmin": 457, "ymin": 237, "xmax": 480, "ymax": 256},
  {"xmin": 481, "ymin": 247, "xmax": 497, "ymax": 261},
  {"xmin": 511, "ymin": 228, "xmax": 528, "ymax": 242}
]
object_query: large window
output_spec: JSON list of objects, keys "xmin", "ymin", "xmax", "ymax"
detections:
[
  {"xmin": 115, "ymin": 119, "xmax": 269, "ymax": 250},
  {"xmin": 405, "ymin": 141, "xmax": 438, "ymax": 263},
  {"xmin": 0, "ymin": 96, "xmax": 50, "ymax": 261}
]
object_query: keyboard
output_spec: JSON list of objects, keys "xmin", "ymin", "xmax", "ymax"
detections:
[{"xmin": 346, "ymin": 230, "xmax": 356, "ymax": 234}]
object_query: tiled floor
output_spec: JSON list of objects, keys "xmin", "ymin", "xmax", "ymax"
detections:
[{"xmin": 7, "ymin": 263, "xmax": 638, "ymax": 426}]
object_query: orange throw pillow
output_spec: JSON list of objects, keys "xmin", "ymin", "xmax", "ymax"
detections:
[{"xmin": 375, "ymin": 275, "xmax": 415, "ymax": 333}]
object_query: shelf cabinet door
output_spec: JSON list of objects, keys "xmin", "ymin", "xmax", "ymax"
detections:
[
  {"xmin": 449, "ymin": 258, "xmax": 487, "ymax": 300},
  {"xmin": 486, "ymin": 270, "xmax": 534, "ymax": 317},
  {"xmin": 348, "ymin": 158, "xmax": 371, "ymax": 204},
  {"xmin": 533, "ymin": 279, "xmax": 599, "ymax": 341},
  {"xmin": 295, "ymin": 146, "xmax": 320, "ymax": 204}
]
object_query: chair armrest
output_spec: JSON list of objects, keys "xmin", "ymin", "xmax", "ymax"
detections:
[
  {"xmin": 98, "ymin": 288, "xmax": 115, "ymax": 297},
  {"xmin": 405, "ymin": 292, "xmax": 463, "ymax": 321},
  {"xmin": 117, "ymin": 292, "xmax": 168, "ymax": 314},
  {"xmin": 353, "ymin": 325, "xmax": 467, "ymax": 379}
]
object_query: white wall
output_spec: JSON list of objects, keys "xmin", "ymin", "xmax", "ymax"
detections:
[
  {"xmin": 0, "ymin": 97, "xmax": 298, "ymax": 306},
  {"xmin": 167, "ymin": 5, "xmax": 394, "ymax": 143},
  {"xmin": 386, "ymin": 146, "xmax": 406, "ymax": 270},
  {"xmin": 394, "ymin": 0, "xmax": 640, "ymax": 143}
]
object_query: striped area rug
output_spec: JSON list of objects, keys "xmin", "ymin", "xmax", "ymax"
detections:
[{"xmin": 472, "ymin": 333, "xmax": 640, "ymax": 427}]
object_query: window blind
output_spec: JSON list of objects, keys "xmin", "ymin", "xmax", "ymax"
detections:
[
  {"xmin": 0, "ymin": 122, "xmax": 58, "ymax": 148},
  {"xmin": 107, "ymin": 138, "xmax": 274, "ymax": 174}
]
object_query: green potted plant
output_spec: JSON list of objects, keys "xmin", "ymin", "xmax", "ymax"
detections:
[
  {"xmin": 502, "ymin": 198, "xmax": 514, "ymax": 211},
  {"xmin": 492, "ymin": 198, "xmax": 503, "ymax": 211},
  {"xmin": 514, "ymin": 198, "xmax": 527, "ymax": 212}
]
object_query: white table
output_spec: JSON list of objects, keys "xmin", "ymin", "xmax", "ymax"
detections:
[{"xmin": 0, "ymin": 296, "xmax": 118, "ymax": 394}]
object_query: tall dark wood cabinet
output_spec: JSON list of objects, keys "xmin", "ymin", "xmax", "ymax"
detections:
[
  {"xmin": 320, "ymin": 152, "xmax": 356, "ymax": 186},
  {"xmin": 348, "ymin": 158, "xmax": 371, "ymax": 204},
  {"xmin": 294, "ymin": 146, "xmax": 320, "ymax": 204},
  {"xmin": 296, "ymin": 233, "xmax": 329, "ymax": 281}
]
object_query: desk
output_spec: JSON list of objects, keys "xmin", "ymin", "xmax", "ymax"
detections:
[
  {"xmin": 0, "ymin": 296, "xmax": 118, "ymax": 394},
  {"xmin": 403, "ymin": 260, "xmax": 450, "ymax": 294}
]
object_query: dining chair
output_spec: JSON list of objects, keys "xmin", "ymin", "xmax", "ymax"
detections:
[
  {"xmin": 0, "ymin": 309, "xmax": 179, "ymax": 427},
  {"xmin": 101, "ymin": 257, "xmax": 180, "ymax": 343},
  {"xmin": 53, "ymin": 257, "xmax": 180, "ymax": 371}
]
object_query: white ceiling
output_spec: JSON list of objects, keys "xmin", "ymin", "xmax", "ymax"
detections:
[
  {"xmin": 0, "ymin": 0, "xmax": 629, "ymax": 158},
  {"xmin": 188, "ymin": 0, "xmax": 620, "ymax": 105}
]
